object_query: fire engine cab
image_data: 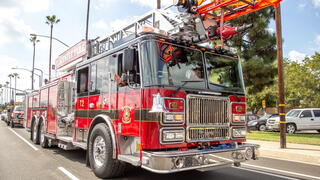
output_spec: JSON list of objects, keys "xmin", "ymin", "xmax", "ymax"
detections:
[{"xmin": 24, "ymin": 0, "xmax": 282, "ymax": 178}]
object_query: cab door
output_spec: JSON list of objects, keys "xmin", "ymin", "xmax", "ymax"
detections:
[{"xmin": 75, "ymin": 66, "xmax": 90, "ymax": 140}]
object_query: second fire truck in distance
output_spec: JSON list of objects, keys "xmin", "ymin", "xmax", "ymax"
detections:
[{"xmin": 24, "ymin": 0, "xmax": 282, "ymax": 178}]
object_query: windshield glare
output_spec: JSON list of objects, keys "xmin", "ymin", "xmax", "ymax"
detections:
[
  {"xmin": 141, "ymin": 40, "xmax": 244, "ymax": 93},
  {"xmin": 286, "ymin": 110, "xmax": 301, "ymax": 117},
  {"xmin": 14, "ymin": 106, "xmax": 23, "ymax": 111},
  {"xmin": 141, "ymin": 40, "xmax": 206, "ymax": 89}
]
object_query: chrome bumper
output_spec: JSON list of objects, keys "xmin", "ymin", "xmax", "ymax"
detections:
[{"xmin": 141, "ymin": 143, "xmax": 259, "ymax": 173}]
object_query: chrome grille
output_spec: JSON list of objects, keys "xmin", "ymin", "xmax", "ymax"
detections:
[
  {"xmin": 188, "ymin": 127, "xmax": 230, "ymax": 142},
  {"xmin": 186, "ymin": 95, "xmax": 230, "ymax": 142},
  {"xmin": 187, "ymin": 95, "xmax": 229, "ymax": 125}
]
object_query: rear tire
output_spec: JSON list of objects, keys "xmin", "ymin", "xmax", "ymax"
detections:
[
  {"xmin": 10, "ymin": 120, "xmax": 15, "ymax": 128},
  {"xmin": 88, "ymin": 123, "xmax": 126, "ymax": 179},
  {"xmin": 32, "ymin": 121, "xmax": 40, "ymax": 144},
  {"xmin": 39, "ymin": 121, "xmax": 49, "ymax": 148},
  {"xmin": 6, "ymin": 120, "xmax": 10, "ymax": 126},
  {"xmin": 286, "ymin": 124, "xmax": 296, "ymax": 134}
]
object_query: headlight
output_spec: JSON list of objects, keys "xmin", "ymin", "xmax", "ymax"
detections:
[
  {"xmin": 160, "ymin": 128, "xmax": 185, "ymax": 144},
  {"xmin": 232, "ymin": 128, "xmax": 247, "ymax": 138},
  {"xmin": 162, "ymin": 113, "xmax": 185, "ymax": 125},
  {"xmin": 232, "ymin": 114, "xmax": 246, "ymax": 123}
]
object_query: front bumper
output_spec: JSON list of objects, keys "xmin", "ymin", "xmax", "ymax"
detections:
[
  {"xmin": 141, "ymin": 143, "xmax": 259, "ymax": 173},
  {"xmin": 267, "ymin": 124, "xmax": 279, "ymax": 131},
  {"xmin": 12, "ymin": 118, "xmax": 24, "ymax": 125}
]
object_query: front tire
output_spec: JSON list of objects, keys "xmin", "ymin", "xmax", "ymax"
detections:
[
  {"xmin": 258, "ymin": 124, "xmax": 266, "ymax": 131},
  {"xmin": 10, "ymin": 120, "xmax": 15, "ymax": 128},
  {"xmin": 286, "ymin": 124, "xmax": 296, "ymax": 134},
  {"xmin": 88, "ymin": 123, "xmax": 126, "ymax": 179},
  {"xmin": 39, "ymin": 121, "xmax": 49, "ymax": 148}
]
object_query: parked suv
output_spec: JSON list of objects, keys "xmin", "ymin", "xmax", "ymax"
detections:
[
  {"xmin": 267, "ymin": 108, "xmax": 320, "ymax": 134},
  {"xmin": 10, "ymin": 106, "xmax": 24, "ymax": 128}
]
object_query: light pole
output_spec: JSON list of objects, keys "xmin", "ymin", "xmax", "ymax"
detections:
[
  {"xmin": 86, "ymin": 0, "xmax": 91, "ymax": 42},
  {"xmin": 157, "ymin": 0, "xmax": 161, "ymax": 9},
  {"xmin": 8, "ymin": 74, "xmax": 14, "ymax": 101},
  {"xmin": 46, "ymin": 15, "xmax": 60, "ymax": 82}
]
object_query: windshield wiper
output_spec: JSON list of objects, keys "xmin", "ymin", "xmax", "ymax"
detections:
[{"xmin": 181, "ymin": 80, "xmax": 204, "ymax": 82}]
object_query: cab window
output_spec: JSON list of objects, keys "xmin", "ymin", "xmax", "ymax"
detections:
[
  {"xmin": 77, "ymin": 67, "xmax": 89, "ymax": 95},
  {"xmin": 300, "ymin": 110, "xmax": 313, "ymax": 118}
]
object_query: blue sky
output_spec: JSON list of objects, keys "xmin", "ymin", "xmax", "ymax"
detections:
[{"xmin": 0, "ymin": 0, "xmax": 319, "ymax": 95}]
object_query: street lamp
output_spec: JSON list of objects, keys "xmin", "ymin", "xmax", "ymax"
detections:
[
  {"xmin": 12, "ymin": 67, "xmax": 42, "ymax": 89},
  {"xmin": 30, "ymin": 33, "xmax": 69, "ymax": 48}
]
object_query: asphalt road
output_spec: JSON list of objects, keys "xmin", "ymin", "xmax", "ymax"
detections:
[{"xmin": 0, "ymin": 121, "xmax": 319, "ymax": 180}]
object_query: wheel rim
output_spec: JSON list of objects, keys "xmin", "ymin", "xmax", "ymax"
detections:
[
  {"xmin": 287, "ymin": 125, "xmax": 295, "ymax": 133},
  {"xmin": 93, "ymin": 136, "xmax": 106, "ymax": 167},
  {"xmin": 33, "ymin": 123, "xmax": 37, "ymax": 141},
  {"xmin": 259, "ymin": 125, "xmax": 266, "ymax": 131}
]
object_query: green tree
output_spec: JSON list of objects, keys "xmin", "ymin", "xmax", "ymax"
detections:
[
  {"xmin": 227, "ymin": 7, "xmax": 277, "ymax": 94},
  {"xmin": 285, "ymin": 54, "xmax": 320, "ymax": 108}
]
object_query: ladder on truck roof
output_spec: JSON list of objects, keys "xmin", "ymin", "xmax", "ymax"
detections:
[{"xmin": 89, "ymin": 9, "xmax": 182, "ymax": 58}]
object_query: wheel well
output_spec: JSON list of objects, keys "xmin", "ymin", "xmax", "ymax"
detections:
[{"xmin": 86, "ymin": 116, "xmax": 117, "ymax": 166}]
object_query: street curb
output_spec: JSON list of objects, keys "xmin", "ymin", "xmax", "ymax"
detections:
[
  {"xmin": 259, "ymin": 148, "xmax": 320, "ymax": 166},
  {"xmin": 247, "ymin": 140, "xmax": 320, "ymax": 166}
]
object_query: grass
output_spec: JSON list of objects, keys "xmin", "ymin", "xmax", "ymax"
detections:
[{"xmin": 247, "ymin": 131, "xmax": 320, "ymax": 146}]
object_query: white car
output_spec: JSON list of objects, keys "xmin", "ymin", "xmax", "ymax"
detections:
[{"xmin": 266, "ymin": 108, "xmax": 320, "ymax": 134}]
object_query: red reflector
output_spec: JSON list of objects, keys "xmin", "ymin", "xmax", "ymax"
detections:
[{"xmin": 232, "ymin": 103, "xmax": 246, "ymax": 114}]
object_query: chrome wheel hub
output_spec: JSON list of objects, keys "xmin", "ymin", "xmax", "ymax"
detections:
[
  {"xmin": 287, "ymin": 125, "xmax": 295, "ymax": 134},
  {"xmin": 93, "ymin": 136, "xmax": 106, "ymax": 167}
]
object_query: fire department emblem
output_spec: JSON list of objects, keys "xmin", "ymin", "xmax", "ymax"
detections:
[{"xmin": 122, "ymin": 106, "xmax": 132, "ymax": 124}]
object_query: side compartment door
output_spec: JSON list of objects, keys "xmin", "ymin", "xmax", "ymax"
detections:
[{"xmin": 75, "ymin": 66, "xmax": 90, "ymax": 141}]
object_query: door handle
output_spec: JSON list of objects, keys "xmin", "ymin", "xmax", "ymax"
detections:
[{"xmin": 311, "ymin": 119, "xmax": 314, "ymax": 121}]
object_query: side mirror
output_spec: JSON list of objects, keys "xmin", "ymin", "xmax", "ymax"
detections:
[
  {"xmin": 300, "ymin": 114, "xmax": 305, "ymax": 118},
  {"xmin": 123, "ymin": 48, "xmax": 135, "ymax": 72}
]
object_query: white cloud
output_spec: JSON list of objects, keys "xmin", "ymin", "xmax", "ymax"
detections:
[
  {"xmin": 288, "ymin": 50, "xmax": 307, "ymax": 63},
  {"xmin": 0, "ymin": 8, "xmax": 34, "ymax": 48},
  {"xmin": 315, "ymin": 35, "xmax": 320, "ymax": 46},
  {"xmin": 267, "ymin": 28, "xmax": 275, "ymax": 34},
  {"xmin": 93, "ymin": 16, "xmax": 139, "ymax": 34},
  {"xmin": 21, "ymin": 0, "xmax": 50, "ymax": 13},
  {"xmin": 298, "ymin": 3, "xmax": 306, "ymax": 9},
  {"xmin": 93, "ymin": 20, "xmax": 109, "ymax": 30},
  {"xmin": 313, "ymin": 0, "xmax": 320, "ymax": 8},
  {"xmin": 130, "ymin": 0, "xmax": 173, "ymax": 8}
]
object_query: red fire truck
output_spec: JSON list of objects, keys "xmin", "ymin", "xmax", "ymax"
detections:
[{"xmin": 24, "ymin": 0, "xmax": 281, "ymax": 178}]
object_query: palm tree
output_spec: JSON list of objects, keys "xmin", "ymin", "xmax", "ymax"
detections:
[
  {"xmin": 5, "ymin": 82, "xmax": 9, "ymax": 105},
  {"xmin": 46, "ymin": 15, "xmax": 60, "ymax": 82},
  {"xmin": 13, "ymin": 73, "xmax": 19, "ymax": 103},
  {"xmin": 8, "ymin": 74, "xmax": 14, "ymax": 101},
  {"xmin": 30, "ymin": 35, "xmax": 40, "ymax": 90}
]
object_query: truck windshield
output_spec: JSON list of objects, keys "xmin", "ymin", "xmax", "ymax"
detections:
[
  {"xmin": 141, "ymin": 40, "xmax": 244, "ymax": 93},
  {"xmin": 205, "ymin": 53, "xmax": 244, "ymax": 93}
]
